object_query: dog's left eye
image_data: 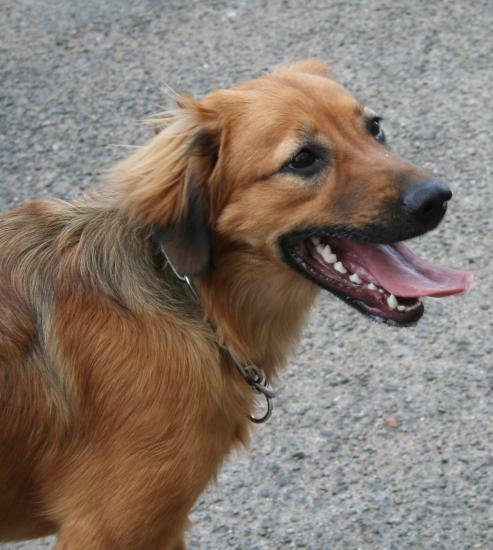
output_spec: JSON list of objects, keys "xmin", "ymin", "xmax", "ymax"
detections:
[
  {"xmin": 283, "ymin": 148, "xmax": 322, "ymax": 176},
  {"xmin": 367, "ymin": 116, "xmax": 386, "ymax": 144}
]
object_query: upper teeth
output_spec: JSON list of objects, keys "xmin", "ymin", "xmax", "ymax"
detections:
[
  {"xmin": 322, "ymin": 248, "xmax": 337, "ymax": 264},
  {"xmin": 334, "ymin": 261, "xmax": 347, "ymax": 274},
  {"xmin": 349, "ymin": 273, "xmax": 362, "ymax": 284},
  {"xmin": 315, "ymin": 242, "xmax": 338, "ymax": 264}
]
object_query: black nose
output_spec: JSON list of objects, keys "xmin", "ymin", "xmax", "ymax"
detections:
[{"xmin": 401, "ymin": 180, "xmax": 452, "ymax": 227}]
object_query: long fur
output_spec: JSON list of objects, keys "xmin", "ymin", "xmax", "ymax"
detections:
[{"xmin": 0, "ymin": 59, "xmax": 425, "ymax": 548}]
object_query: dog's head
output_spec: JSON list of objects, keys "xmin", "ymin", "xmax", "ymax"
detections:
[{"xmin": 112, "ymin": 59, "xmax": 472, "ymax": 326}]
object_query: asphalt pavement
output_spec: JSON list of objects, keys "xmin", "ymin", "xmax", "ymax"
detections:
[{"xmin": 1, "ymin": 1, "xmax": 492, "ymax": 548}]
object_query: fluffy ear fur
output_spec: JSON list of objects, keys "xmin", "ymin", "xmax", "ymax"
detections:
[
  {"xmin": 110, "ymin": 97, "xmax": 220, "ymax": 277},
  {"xmin": 282, "ymin": 59, "xmax": 332, "ymax": 79}
]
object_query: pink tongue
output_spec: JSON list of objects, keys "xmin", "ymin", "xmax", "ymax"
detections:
[{"xmin": 339, "ymin": 240, "xmax": 474, "ymax": 298}]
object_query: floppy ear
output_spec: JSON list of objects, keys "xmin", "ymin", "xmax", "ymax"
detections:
[
  {"xmin": 110, "ymin": 97, "xmax": 220, "ymax": 277},
  {"xmin": 153, "ymin": 152, "xmax": 214, "ymax": 277},
  {"xmin": 282, "ymin": 59, "xmax": 332, "ymax": 79}
]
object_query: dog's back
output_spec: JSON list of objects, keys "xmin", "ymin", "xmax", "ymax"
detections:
[
  {"xmin": 0, "ymin": 198, "xmax": 232, "ymax": 545},
  {"xmin": 0, "ymin": 199, "xmax": 77, "ymax": 538}
]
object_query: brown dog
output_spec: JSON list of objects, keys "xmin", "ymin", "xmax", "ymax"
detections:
[{"xmin": 0, "ymin": 60, "xmax": 472, "ymax": 548}]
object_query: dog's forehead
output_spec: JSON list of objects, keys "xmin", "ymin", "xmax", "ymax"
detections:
[
  {"xmin": 228, "ymin": 72, "xmax": 363, "ymax": 138},
  {"xmin": 239, "ymin": 72, "xmax": 360, "ymax": 115}
]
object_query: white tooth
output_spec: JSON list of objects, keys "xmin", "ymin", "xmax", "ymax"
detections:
[
  {"xmin": 397, "ymin": 305, "xmax": 406, "ymax": 312},
  {"xmin": 349, "ymin": 273, "xmax": 362, "ymax": 284},
  {"xmin": 312, "ymin": 236, "xmax": 321, "ymax": 246},
  {"xmin": 321, "ymin": 248, "xmax": 337, "ymax": 264},
  {"xmin": 406, "ymin": 301, "xmax": 421, "ymax": 311},
  {"xmin": 334, "ymin": 261, "xmax": 347, "ymax": 274},
  {"xmin": 387, "ymin": 294, "xmax": 398, "ymax": 310},
  {"xmin": 316, "ymin": 242, "xmax": 332, "ymax": 253},
  {"xmin": 367, "ymin": 283, "xmax": 377, "ymax": 290}
]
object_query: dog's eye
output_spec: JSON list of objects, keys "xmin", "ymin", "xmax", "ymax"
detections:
[
  {"xmin": 290, "ymin": 149, "xmax": 316, "ymax": 169},
  {"xmin": 367, "ymin": 117, "xmax": 386, "ymax": 144},
  {"xmin": 284, "ymin": 148, "xmax": 321, "ymax": 176}
]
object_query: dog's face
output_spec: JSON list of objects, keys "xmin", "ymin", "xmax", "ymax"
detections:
[{"xmin": 113, "ymin": 60, "xmax": 472, "ymax": 326}]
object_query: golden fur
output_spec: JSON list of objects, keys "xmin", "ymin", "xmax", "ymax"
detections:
[{"xmin": 0, "ymin": 60, "xmax": 427, "ymax": 548}]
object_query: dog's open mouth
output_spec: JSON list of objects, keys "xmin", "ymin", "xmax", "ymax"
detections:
[{"xmin": 280, "ymin": 233, "xmax": 473, "ymax": 326}]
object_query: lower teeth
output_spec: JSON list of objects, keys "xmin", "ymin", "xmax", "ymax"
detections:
[
  {"xmin": 387, "ymin": 294, "xmax": 398, "ymax": 310},
  {"xmin": 311, "ymin": 240, "xmax": 420, "ymax": 314}
]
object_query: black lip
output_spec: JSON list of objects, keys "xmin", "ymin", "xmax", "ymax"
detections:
[
  {"xmin": 280, "ymin": 216, "xmax": 442, "ymax": 247},
  {"xmin": 278, "ymin": 225, "xmax": 425, "ymax": 327}
]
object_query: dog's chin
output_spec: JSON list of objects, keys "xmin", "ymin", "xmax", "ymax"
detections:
[{"xmin": 278, "ymin": 227, "xmax": 473, "ymax": 327}]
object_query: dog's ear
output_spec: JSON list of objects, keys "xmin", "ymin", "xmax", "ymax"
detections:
[
  {"xmin": 110, "ymin": 97, "xmax": 220, "ymax": 277},
  {"xmin": 154, "ymin": 174, "xmax": 212, "ymax": 277},
  {"xmin": 282, "ymin": 59, "xmax": 332, "ymax": 79}
]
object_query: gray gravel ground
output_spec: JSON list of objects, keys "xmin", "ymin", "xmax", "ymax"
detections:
[{"xmin": 1, "ymin": 0, "xmax": 492, "ymax": 548}]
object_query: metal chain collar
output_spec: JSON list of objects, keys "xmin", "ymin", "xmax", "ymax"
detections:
[{"xmin": 162, "ymin": 251, "xmax": 275, "ymax": 423}]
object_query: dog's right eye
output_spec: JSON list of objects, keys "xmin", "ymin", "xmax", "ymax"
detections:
[
  {"xmin": 366, "ymin": 116, "xmax": 386, "ymax": 144},
  {"xmin": 283, "ymin": 148, "xmax": 322, "ymax": 176}
]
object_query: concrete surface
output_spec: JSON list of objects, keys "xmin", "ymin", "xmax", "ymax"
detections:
[{"xmin": 1, "ymin": 0, "xmax": 492, "ymax": 548}]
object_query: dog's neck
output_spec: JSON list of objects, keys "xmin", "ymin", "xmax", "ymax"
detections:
[{"xmin": 196, "ymin": 247, "xmax": 319, "ymax": 379}]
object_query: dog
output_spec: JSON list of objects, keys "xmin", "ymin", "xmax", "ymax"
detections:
[{"xmin": 0, "ymin": 60, "xmax": 473, "ymax": 548}]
